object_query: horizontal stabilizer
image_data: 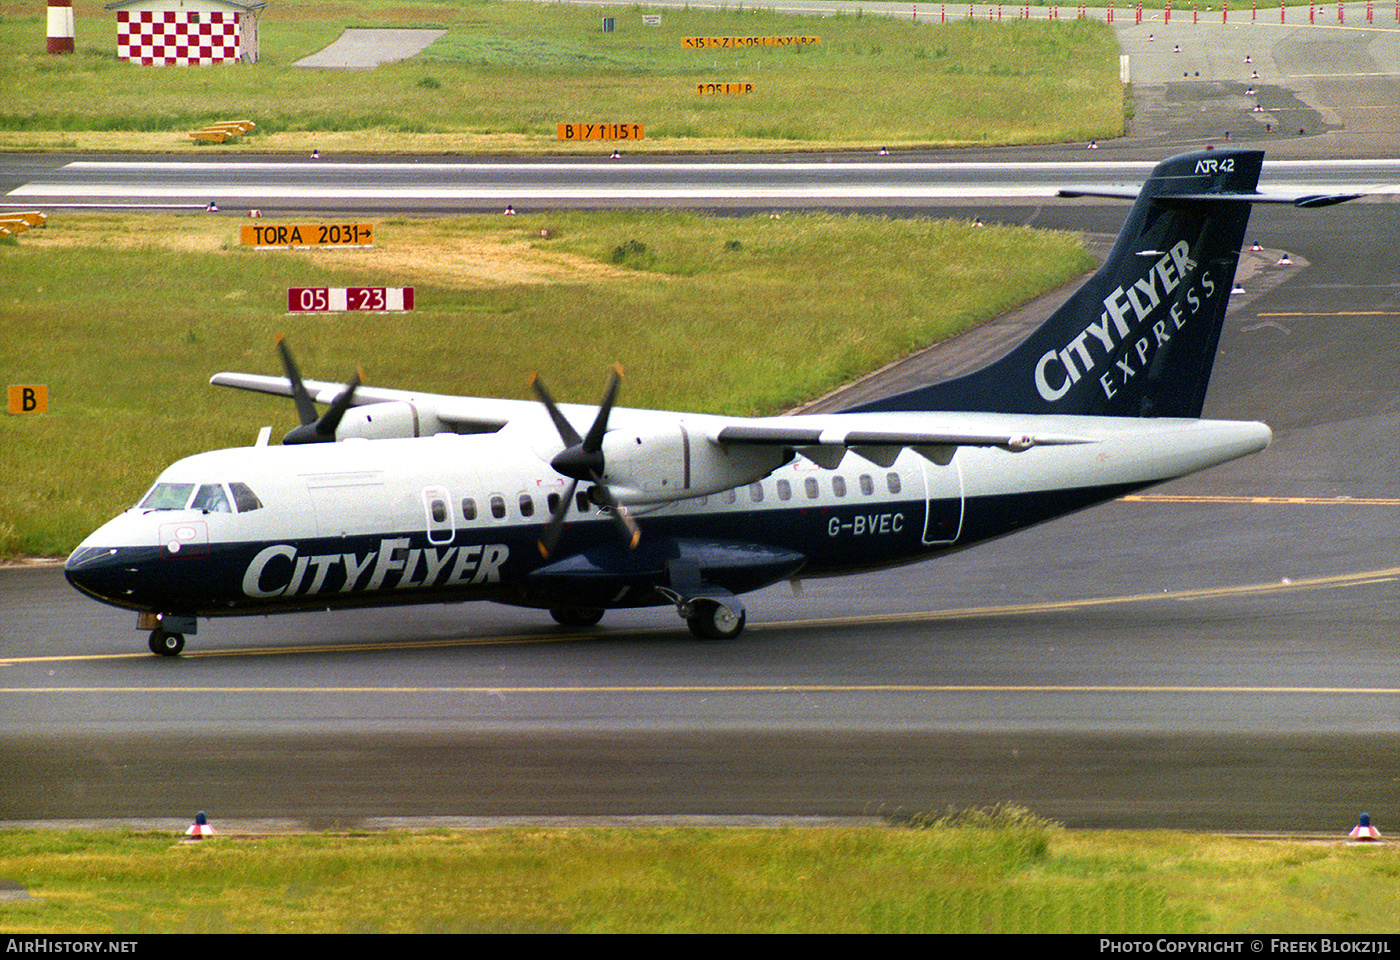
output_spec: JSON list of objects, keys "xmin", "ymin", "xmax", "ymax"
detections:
[{"xmin": 1058, "ymin": 187, "xmax": 1362, "ymax": 207}]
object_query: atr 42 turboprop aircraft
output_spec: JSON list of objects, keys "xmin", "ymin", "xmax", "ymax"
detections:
[{"xmin": 66, "ymin": 150, "xmax": 1359, "ymax": 655}]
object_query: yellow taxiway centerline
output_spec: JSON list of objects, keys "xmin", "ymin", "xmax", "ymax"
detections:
[{"xmin": 5, "ymin": 564, "xmax": 1398, "ymax": 667}]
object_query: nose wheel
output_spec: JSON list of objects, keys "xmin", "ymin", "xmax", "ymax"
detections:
[
  {"xmin": 148, "ymin": 629, "xmax": 185, "ymax": 656},
  {"xmin": 139, "ymin": 613, "xmax": 196, "ymax": 656}
]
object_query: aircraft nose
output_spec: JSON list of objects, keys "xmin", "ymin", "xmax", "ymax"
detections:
[{"xmin": 64, "ymin": 545, "xmax": 138, "ymax": 604}]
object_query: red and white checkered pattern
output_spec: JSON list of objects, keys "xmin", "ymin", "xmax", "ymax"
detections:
[{"xmin": 116, "ymin": 10, "xmax": 241, "ymax": 66}]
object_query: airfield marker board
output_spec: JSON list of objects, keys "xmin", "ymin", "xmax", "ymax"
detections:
[
  {"xmin": 288, "ymin": 287, "xmax": 414, "ymax": 312},
  {"xmin": 8, "ymin": 385, "xmax": 48, "ymax": 414},
  {"xmin": 241, "ymin": 224, "xmax": 374, "ymax": 248},
  {"xmin": 697, "ymin": 82, "xmax": 755, "ymax": 94},
  {"xmin": 682, "ymin": 36, "xmax": 820, "ymax": 48},
  {"xmin": 557, "ymin": 123, "xmax": 644, "ymax": 141}
]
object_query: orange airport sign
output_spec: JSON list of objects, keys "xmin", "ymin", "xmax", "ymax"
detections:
[
  {"xmin": 697, "ymin": 82, "xmax": 754, "ymax": 94},
  {"xmin": 682, "ymin": 36, "xmax": 820, "ymax": 49},
  {"xmin": 557, "ymin": 123, "xmax": 644, "ymax": 141},
  {"xmin": 240, "ymin": 223, "xmax": 374, "ymax": 248},
  {"xmin": 8, "ymin": 385, "xmax": 47, "ymax": 415}
]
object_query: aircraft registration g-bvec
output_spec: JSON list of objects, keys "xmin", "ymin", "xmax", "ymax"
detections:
[{"xmin": 66, "ymin": 150, "xmax": 1359, "ymax": 655}]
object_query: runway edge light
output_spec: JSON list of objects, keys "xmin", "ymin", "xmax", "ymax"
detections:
[
  {"xmin": 1348, "ymin": 813, "xmax": 1382, "ymax": 842},
  {"xmin": 184, "ymin": 811, "xmax": 217, "ymax": 841}
]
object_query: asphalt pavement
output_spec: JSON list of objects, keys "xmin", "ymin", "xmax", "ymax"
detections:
[{"xmin": 3, "ymin": 5, "xmax": 1400, "ymax": 831}]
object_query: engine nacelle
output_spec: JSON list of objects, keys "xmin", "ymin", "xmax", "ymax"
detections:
[
  {"xmin": 598, "ymin": 425, "xmax": 791, "ymax": 504},
  {"xmin": 336, "ymin": 401, "xmax": 445, "ymax": 441}
]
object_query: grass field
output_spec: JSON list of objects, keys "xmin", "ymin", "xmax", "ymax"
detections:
[
  {"xmin": 0, "ymin": 0, "xmax": 1125, "ymax": 152},
  {"xmin": 2, "ymin": 814, "xmax": 1399, "ymax": 933},
  {"xmin": 0, "ymin": 0, "xmax": 1117, "ymax": 552},
  {"xmin": 0, "ymin": 210, "xmax": 1092, "ymax": 558}
]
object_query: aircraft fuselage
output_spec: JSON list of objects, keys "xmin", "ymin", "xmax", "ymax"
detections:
[{"xmin": 66, "ymin": 413, "xmax": 1269, "ymax": 624}]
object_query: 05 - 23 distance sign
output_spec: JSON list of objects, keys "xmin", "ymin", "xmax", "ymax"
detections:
[{"xmin": 288, "ymin": 287, "xmax": 414, "ymax": 312}]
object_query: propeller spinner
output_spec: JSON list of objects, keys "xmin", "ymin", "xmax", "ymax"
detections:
[
  {"xmin": 276, "ymin": 336, "xmax": 362, "ymax": 445},
  {"xmin": 531, "ymin": 366, "xmax": 641, "ymax": 557}
]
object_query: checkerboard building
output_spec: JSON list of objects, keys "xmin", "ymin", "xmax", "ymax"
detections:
[{"xmin": 104, "ymin": 0, "xmax": 265, "ymax": 65}]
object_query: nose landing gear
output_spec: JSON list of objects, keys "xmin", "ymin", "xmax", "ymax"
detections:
[
  {"xmin": 139, "ymin": 612, "xmax": 196, "ymax": 657},
  {"xmin": 148, "ymin": 629, "xmax": 185, "ymax": 656}
]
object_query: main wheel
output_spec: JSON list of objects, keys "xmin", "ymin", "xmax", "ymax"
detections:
[
  {"xmin": 686, "ymin": 599, "xmax": 746, "ymax": 641},
  {"xmin": 148, "ymin": 629, "xmax": 185, "ymax": 656},
  {"xmin": 549, "ymin": 607, "xmax": 605, "ymax": 628}
]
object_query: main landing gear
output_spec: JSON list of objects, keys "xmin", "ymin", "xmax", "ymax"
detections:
[
  {"xmin": 548, "ymin": 595, "xmax": 747, "ymax": 640},
  {"xmin": 683, "ymin": 597, "xmax": 746, "ymax": 641},
  {"xmin": 549, "ymin": 607, "xmax": 605, "ymax": 628}
]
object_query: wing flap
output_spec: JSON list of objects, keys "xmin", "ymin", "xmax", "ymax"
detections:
[{"xmin": 712, "ymin": 423, "xmax": 1093, "ymax": 451}]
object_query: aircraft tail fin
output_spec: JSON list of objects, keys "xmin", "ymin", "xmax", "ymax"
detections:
[{"xmin": 846, "ymin": 150, "xmax": 1358, "ymax": 419}]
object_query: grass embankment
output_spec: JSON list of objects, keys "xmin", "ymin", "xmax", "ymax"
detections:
[
  {"xmin": 0, "ymin": 0, "xmax": 1124, "ymax": 152},
  {"xmin": 0, "ymin": 210, "xmax": 1091, "ymax": 558},
  {"xmin": 2, "ymin": 814, "xmax": 1399, "ymax": 933}
]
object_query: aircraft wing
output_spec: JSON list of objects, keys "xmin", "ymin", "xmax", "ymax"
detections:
[
  {"xmin": 209, "ymin": 372, "xmax": 533, "ymax": 434},
  {"xmin": 212, "ymin": 369, "xmax": 1100, "ymax": 453},
  {"xmin": 703, "ymin": 415, "xmax": 1096, "ymax": 470}
]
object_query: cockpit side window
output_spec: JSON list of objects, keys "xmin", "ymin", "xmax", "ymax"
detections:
[
  {"xmin": 229, "ymin": 482, "xmax": 264, "ymax": 512},
  {"xmin": 139, "ymin": 482, "xmax": 195, "ymax": 511},
  {"xmin": 191, "ymin": 483, "xmax": 232, "ymax": 513}
]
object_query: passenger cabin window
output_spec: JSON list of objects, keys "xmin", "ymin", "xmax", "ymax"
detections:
[
  {"xmin": 886, "ymin": 472, "xmax": 902, "ymax": 494},
  {"xmin": 462, "ymin": 498, "xmax": 477, "ymax": 521},
  {"xmin": 490, "ymin": 495, "xmax": 506, "ymax": 519},
  {"xmin": 860, "ymin": 474, "xmax": 874, "ymax": 496},
  {"xmin": 832, "ymin": 476, "xmax": 847, "ymax": 497},
  {"xmin": 518, "ymin": 494, "xmax": 535, "ymax": 518},
  {"xmin": 777, "ymin": 479, "xmax": 791, "ymax": 501},
  {"xmin": 805, "ymin": 478, "xmax": 819, "ymax": 499},
  {"xmin": 748, "ymin": 483, "xmax": 764, "ymax": 503},
  {"xmin": 576, "ymin": 490, "xmax": 591, "ymax": 513}
]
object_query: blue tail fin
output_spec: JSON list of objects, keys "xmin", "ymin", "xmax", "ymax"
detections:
[{"xmin": 846, "ymin": 149, "xmax": 1356, "ymax": 419}]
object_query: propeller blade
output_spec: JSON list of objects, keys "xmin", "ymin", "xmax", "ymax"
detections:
[
  {"xmin": 587, "ymin": 476, "xmax": 641, "ymax": 550},
  {"xmin": 529, "ymin": 373, "xmax": 583, "ymax": 448},
  {"xmin": 613, "ymin": 504, "xmax": 642, "ymax": 551},
  {"xmin": 276, "ymin": 335, "xmax": 319, "ymax": 427},
  {"xmin": 282, "ymin": 370, "xmax": 361, "ymax": 444},
  {"xmin": 317, "ymin": 370, "xmax": 362, "ymax": 436},
  {"xmin": 537, "ymin": 479, "xmax": 580, "ymax": 559},
  {"xmin": 531, "ymin": 365, "xmax": 639, "ymax": 552},
  {"xmin": 582, "ymin": 364, "xmax": 623, "ymax": 454}
]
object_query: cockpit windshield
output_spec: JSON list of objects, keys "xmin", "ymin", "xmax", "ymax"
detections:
[
  {"xmin": 139, "ymin": 483, "xmax": 196, "ymax": 511},
  {"xmin": 139, "ymin": 482, "xmax": 263, "ymax": 513},
  {"xmin": 191, "ymin": 483, "xmax": 231, "ymax": 513}
]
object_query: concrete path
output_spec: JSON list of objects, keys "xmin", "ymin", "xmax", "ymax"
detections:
[{"xmin": 293, "ymin": 28, "xmax": 447, "ymax": 69}]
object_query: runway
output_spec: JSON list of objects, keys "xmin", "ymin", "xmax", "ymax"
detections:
[
  {"xmin": 3, "ymin": 11, "xmax": 1400, "ymax": 831},
  {"xmin": 5, "ymin": 158, "xmax": 1398, "ymax": 211}
]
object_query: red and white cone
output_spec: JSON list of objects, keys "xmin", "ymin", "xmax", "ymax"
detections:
[
  {"xmin": 184, "ymin": 811, "xmax": 216, "ymax": 840},
  {"xmin": 1349, "ymin": 813, "xmax": 1382, "ymax": 842},
  {"xmin": 47, "ymin": 0, "xmax": 74, "ymax": 54}
]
